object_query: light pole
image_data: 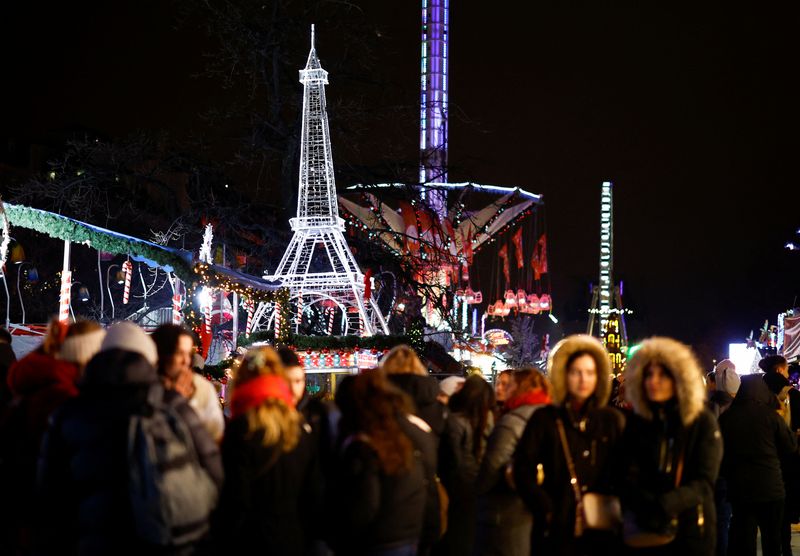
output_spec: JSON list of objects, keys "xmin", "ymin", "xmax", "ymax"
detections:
[
  {"xmin": 15, "ymin": 261, "xmax": 34, "ymax": 325},
  {"xmin": 105, "ymin": 264, "xmax": 121, "ymax": 321}
]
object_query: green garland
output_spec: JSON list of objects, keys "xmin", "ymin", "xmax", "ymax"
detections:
[{"xmin": 5, "ymin": 203, "xmax": 194, "ymax": 277}]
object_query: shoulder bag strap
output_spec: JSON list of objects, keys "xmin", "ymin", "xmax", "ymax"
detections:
[
  {"xmin": 674, "ymin": 443, "xmax": 685, "ymax": 488},
  {"xmin": 556, "ymin": 418, "xmax": 585, "ymax": 536}
]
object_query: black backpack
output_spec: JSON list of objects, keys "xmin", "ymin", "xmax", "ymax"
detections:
[{"xmin": 128, "ymin": 385, "xmax": 218, "ymax": 546}]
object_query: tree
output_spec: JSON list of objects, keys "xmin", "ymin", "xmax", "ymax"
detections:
[{"xmin": 501, "ymin": 315, "xmax": 539, "ymax": 368}]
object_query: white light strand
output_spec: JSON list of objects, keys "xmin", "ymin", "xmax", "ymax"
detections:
[{"xmin": 199, "ymin": 224, "xmax": 214, "ymax": 264}]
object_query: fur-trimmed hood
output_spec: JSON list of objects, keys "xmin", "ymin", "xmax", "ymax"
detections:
[
  {"xmin": 547, "ymin": 334, "xmax": 612, "ymax": 406},
  {"xmin": 624, "ymin": 337, "xmax": 706, "ymax": 426}
]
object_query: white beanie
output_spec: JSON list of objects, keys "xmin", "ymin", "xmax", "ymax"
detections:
[
  {"xmin": 440, "ymin": 376, "xmax": 466, "ymax": 397},
  {"xmin": 58, "ymin": 328, "xmax": 106, "ymax": 367},
  {"xmin": 101, "ymin": 322, "xmax": 158, "ymax": 366},
  {"xmin": 715, "ymin": 359, "xmax": 741, "ymax": 395}
]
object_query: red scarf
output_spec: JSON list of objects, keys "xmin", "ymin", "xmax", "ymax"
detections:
[
  {"xmin": 231, "ymin": 375, "xmax": 294, "ymax": 418},
  {"xmin": 506, "ymin": 389, "xmax": 551, "ymax": 411}
]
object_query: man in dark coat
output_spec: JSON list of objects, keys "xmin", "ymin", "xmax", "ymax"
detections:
[
  {"xmin": 719, "ymin": 373, "xmax": 798, "ymax": 556},
  {"xmin": 36, "ymin": 322, "xmax": 223, "ymax": 556}
]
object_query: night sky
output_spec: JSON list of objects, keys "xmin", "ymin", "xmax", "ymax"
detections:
[{"xmin": 1, "ymin": 2, "xmax": 797, "ymax": 364}]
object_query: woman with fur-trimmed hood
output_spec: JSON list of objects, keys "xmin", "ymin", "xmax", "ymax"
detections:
[
  {"xmin": 619, "ymin": 337, "xmax": 722, "ymax": 556},
  {"xmin": 513, "ymin": 335, "xmax": 624, "ymax": 556}
]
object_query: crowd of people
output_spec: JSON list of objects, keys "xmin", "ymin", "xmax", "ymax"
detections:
[{"xmin": 0, "ymin": 321, "xmax": 798, "ymax": 556}]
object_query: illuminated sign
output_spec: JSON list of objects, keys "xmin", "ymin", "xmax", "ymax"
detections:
[
  {"xmin": 602, "ymin": 315, "xmax": 626, "ymax": 374},
  {"xmin": 484, "ymin": 328, "xmax": 514, "ymax": 347}
]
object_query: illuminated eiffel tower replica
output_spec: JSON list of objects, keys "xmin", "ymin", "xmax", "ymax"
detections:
[
  {"xmin": 257, "ymin": 26, "xmax": 388, "ymax": 336},
  {"xmin": 587, "ymin": 181, "xmax": 629, "ymax": 374}
]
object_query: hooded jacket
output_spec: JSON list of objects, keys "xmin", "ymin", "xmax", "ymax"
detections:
[
  {"xmin": 36, "ymin": 349, "xmax": 223, "ymax": 556},
  {"xmin": 619, "ymin": 337, "xmax": 723, "ymax": 556},
  {"xmin": 513, "ymin": 335, "xmax": 624, "ymax": 556},
  {"xmin": 719, "ymin": 373, "xmax": 798, "ymax": 504},
  {"xmin": 387, "ymin": 373, "xmax": 447, "ymax": 438}
]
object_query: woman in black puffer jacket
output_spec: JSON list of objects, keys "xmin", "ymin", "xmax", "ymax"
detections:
[
  {"xmin": 619, "ymin": 337, "xmax": 723, "ymax": 556},
  {"xmin": 514, "ymin": 335, "xmax": 624, "ymax": 556}
]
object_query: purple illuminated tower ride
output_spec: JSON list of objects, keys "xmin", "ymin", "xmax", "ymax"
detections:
[{"xmin": 420, "ymin": 0, "xmax": 449, "ymax": 217}]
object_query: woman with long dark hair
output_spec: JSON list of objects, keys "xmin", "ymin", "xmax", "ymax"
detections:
[
  {"xmin": 329, "ymin": 370, "xmax": 427, "ymax": 555},
  {"xmin": 436, "ymin": 374, "xmax": 495, "ymax": 556},
  {"xmin": 513, "ymin": 335, "xmax": 623, "ymax": 556},
  {"xmin": 620, "ymin": 337, "xmax": 722, "ymax": 556}
]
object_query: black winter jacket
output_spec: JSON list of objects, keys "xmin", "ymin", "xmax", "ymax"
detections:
[
  {"xmin": 436, "ymin": 412, "xmax": 486, "ymax": 556},
  {"xmin": 399, "ymin": 414, "xmax": 442, "ymax": 548},
  {"xmin": 619, "ymin": 404, "xmax": 722, "ymax": 556},
  {"xmin": 719, "ymin": 374, "xmax": 798, "ymax": 504},
  {"xmin": 328, "ymin": 426, "xmax": 427, "ymax": 554},
  {"xmin": 513, "ymin": 404, "xmax": 623, "ymax": 556},
  {"xmin": 35, "ymin": 349, "xmax": 223, "ymax": 556},
  {"xmin": 213, "ymin": 416, "xmax": 322, "ymax": 554}
]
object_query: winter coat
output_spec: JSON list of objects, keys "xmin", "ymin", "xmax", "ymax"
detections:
[
  {"xmin": 707, "ymin": 390, "xmax": 734, "ymax": 419},
  {"xmin": 327, "ymin": 426, "xmax": 427, "ymax": 554},
  {"xmin": 719, "ymin": 373, "xmax": 798, "ymax": 505},
  {"xmin": 188, "ymin": 373, "xmax": 224, "ymax": 442},
  {"xmin": 35, "ymin": 349, "xmax": 223, "ymax": 556},
  {"xmin": 297, "ymin": 393, "xmax": 337, "ymax": 487},
  {"xmin": 513, "ymin": 335, "xmax": 623, "ymax": 556},
  {"xmin": 0, "ymin": 350, "xmax": 78, "ymax": 552},
  {"xmin": 388, "ymin": 373, "xmax": 447, "ymax": 438},
  {"xmin": 436, "ymin": 411, "xmax": 490, "ymax": 556},
  {"xmin": 474, "ymin": 391, "xmax": 549, "ymax": 556},
  {"xmin": 6, "ymin": 351, "xmax": 79, "ymax": 444},
  {"xmin": 621, "ymin": 337, "xmax": 723, "ymax": 556},
  {"xmin": 400, "ymin": 414, "xmax": 442, "ymax": 548},
  {"xmin": 213, "ymin": 415, "xmax": 322, "ymax": 555},
  {"xmin": 387, "ymin": 373, "xmax": 446, "ymax": 548}
]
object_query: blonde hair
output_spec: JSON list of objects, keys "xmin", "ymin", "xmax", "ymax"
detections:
[
  {"xmin": 380, "ymin": 344, "xmax": 427, "ymax": 376},
  {"xmin": 235, "ymin": 346, "xmax": 301, "ymax": 452}
]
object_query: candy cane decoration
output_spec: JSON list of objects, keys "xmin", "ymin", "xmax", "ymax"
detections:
[
  {"xmin": 274, "ymin": 301, "xmax": 282, "ymax": 335},
  {"xmin": 172, "ymin": 292, "xmax": 182, "ymax": 324},
  {"xmin": 296, "ymin": 292, "xmax": 303, "ymax": 327},
  {"xmin": 121, "ymin": 260, "xmax": 132, "ymax": 304},
  {"xmin": 244, "ymin": 299, "xmax": 255, "ymax": 337},
  {"xmin": 58, "ymin": 270, "xmax": 72, "ymax": 323},
  {"xmin": 325, "ymin": 306, "xmax": 334, "ymax": 336},
  {"xmin": 203, "ymin": 294, "xmax": 212, "ymax": 336}
]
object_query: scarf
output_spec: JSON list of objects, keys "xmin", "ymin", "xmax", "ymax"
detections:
[
  {"xmin": 231, "ymin": 374, "xmax": 294, "ymax": 418},
  {"xmin": 506, "ymin": 389, "xmax": 551, "ymax": 410}
]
